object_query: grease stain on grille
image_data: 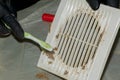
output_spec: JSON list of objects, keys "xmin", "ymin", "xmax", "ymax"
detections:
[
  {"xmin": 48, "ymin": 61, "xmax": 53, "ymax": 64},
  {"xmin": 44, "ymin": 51, "xmax": 55, "ymax": 60},
  {"xmin": 53, "ymin": 47, "xmax": 58, "ymax": 51},
  {"xmin": 56, "ymin": 34, "xmax": 59, "ymax": 39},
  {"xmin": 64, "ymin": 70, "xmax": 69, "ymax": 75}
]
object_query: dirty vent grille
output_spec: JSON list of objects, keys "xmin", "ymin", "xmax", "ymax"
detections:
[
  {"xmin": 56, "ymin": 11, "xmax": 102, "ymax": 68},
  {"xmin": 38, "ymin": 0, "xmax": 120, "ymax": 80}
]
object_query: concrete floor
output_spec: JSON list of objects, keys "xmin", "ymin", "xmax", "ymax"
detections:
[{"xmin": 0, "ymin": 0, "xmax": 120, "ymax": 80}]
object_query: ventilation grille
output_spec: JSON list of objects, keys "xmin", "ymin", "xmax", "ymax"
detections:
[
  {"xmin": 56, "ymin": 10, "xmax": 102, "ymax": 68},
  {"xmin": 37, "ymin": 0, "xmax": 120, "ymax": 80}
]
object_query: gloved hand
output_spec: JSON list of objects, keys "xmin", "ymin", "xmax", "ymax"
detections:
[
  {"xmin": 86, "ymin": 0, "xmax": 119, "ymax": 10},
  {"xmin": 0, "ymin": 0, "xmax": 38, "ymax": 40},
  {"xmin": 0, "ymin": 0, "xmax": 24, "ymax": 40}
]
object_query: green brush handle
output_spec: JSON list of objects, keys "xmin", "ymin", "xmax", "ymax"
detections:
[{"xmin": 24, "ymin": 32, "xmax": 53, "ymax": 51}]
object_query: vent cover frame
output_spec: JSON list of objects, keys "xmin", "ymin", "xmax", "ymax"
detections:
[{"xmin": 37, "ymin": 0, "xmax": 120, "ymax": 80}]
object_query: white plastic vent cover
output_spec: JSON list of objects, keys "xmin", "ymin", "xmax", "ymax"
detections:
[{"xmin": 37, "ymin": 0, "xmax": 120, "ymax": 80}]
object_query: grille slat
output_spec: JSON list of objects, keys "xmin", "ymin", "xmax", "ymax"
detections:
[
  {"xmin": 70, "ymin": 12, "xmax": 89, "ymax": 67},
  {"xmin": 87, "ymin": 12, "xmax": 107, "ymax": 67},
  {"xmin": 56, "ymin": 21, "xmax": 68, "ymax": 56},
  {"xmin": 77, "ymin": 13, "xmax": 94, "ymax": 67},
  {"xmin": 57, "ymin": 16, "xmax": 73, "ymax": 59},
  {"xmin": 60, "ymin": 16, "xmax": 73, "ymax": 59},
  {"xmin": 63, "ymin": 14, "xmax": 78, "ymax": 63},
  {"xmin": 67, "ymin": 14, "xmax": 82, "ymax": 66},
  {"xmin": 80, "ymin": 19, "xmax": 99, "ymax": 67},
  {"xmin": 65, "ymin": 14, "xmax": 80, "ymax": 65},
  {"xmin": 70, "ymin": 12, "xmax": 86, "ymax": 67},
  {"xmin": 82, "ymin": 13, "xmax": 101, "ymax": 67},
  {"xmin": 74, "ymin": 12, "xmax": 92, "ymax": 67}
]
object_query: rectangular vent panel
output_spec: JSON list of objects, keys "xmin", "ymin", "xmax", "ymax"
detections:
[{"xmin": 37, "ymin": 0, "xmax": 120, "ymax": 80}]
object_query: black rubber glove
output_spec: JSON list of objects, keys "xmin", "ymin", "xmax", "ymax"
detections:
[
  {"xmin": 0, "ymin": 0, "xmax": 24, "ymax": 40},
  {"xmin": 0, "ymin": 0, "xmax": 38, "ymax": 40},
  {"xmin": 86, "ymin": 0, "xmax": 119, "ymax": 10}
]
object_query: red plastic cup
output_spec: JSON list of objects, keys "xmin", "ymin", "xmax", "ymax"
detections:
[{"xmin": 42, "ymin": 13, "xmax": 55, "ymax": 22}]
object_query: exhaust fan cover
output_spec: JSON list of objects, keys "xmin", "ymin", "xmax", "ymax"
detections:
[{"xmin": 37, "ymin": 0, "xmax": 120, "ymax": 80}]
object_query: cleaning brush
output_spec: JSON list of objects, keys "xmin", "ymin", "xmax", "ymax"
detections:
[{"xmin": 24, "ymin": 32, "xmax": 53, "ymax": 52}]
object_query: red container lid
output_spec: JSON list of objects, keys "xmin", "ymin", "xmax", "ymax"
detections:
[{"xmin": 42, "ymin": 13, "xmax": 55, "ymax": 22}]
